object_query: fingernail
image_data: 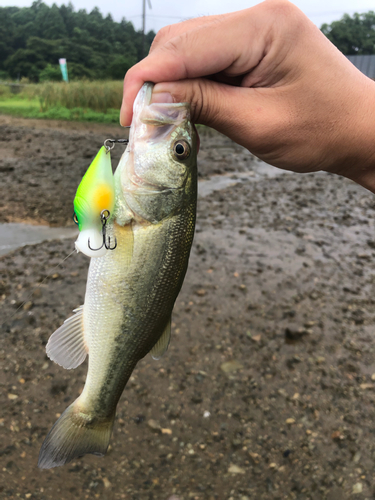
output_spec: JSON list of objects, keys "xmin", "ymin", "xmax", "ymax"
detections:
[{"xmin": 151, "ymin": 91, "xmax": 174, "ymax": 104}]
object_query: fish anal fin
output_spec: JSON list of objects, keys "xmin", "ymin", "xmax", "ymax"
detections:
[
  {"xmin": 150, "ymin": 317, "xmax": 171, "ymax": 360},
  {"xmin": 46, "ymin": 306, "xmax": 88, "ymax": 370}
]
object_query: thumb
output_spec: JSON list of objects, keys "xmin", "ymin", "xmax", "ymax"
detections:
[
  {"xmin": 151, "ymin": 79, "xmax": 260, "ymax": 145},
  {"xmin": 151, "ymin": 79, "xmax": 219, "ymax": 125}
]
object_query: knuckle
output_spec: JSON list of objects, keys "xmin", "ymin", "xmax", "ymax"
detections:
[
  {"xmin": 263, "ymin": 0, "xmax": 298, "ymax": 18},
  {"xmin": 157, "ymin": 36, "xmax": 189, "ymax": 79},
  {"xmin": 191, "ymin": 80, "xmax": 205, "ymax": 123},
  {"xmin": 151, "ymin": 25, "xmax": 174, "ymax": 51},
  {"xmin": 190, "ymin": 79, "xmax": 219, "ymax": 126},
  {"xmin": 163, "ymin": 37, "xmax": 180, "ymax": 55}
]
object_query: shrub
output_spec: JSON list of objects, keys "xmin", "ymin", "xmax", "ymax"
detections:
[{"xmin": 39, "ymin": 64, "xmax": 62, "ymax": 82}]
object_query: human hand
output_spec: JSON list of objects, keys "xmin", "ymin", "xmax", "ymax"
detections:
[{"xmin": 121, "ymin": 0, "xmax": 375, "ymax": 192}]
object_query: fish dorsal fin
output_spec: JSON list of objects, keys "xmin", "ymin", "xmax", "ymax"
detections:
[
  {"xmin": 150, "ymin": 318, "xmax": 171, "ymax": 360},
  {"xmin": 46, "ymin": 306, "xmax": 88, "ymax": 370}
]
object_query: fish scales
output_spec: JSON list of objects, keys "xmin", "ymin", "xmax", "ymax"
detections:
[
  {"xmin": 83, "ymin": 204, "xmax": 196, "ymax": 415},
  {"xmin": 38, "ymin": 82, "xmax": 198, "ymax": 469}
]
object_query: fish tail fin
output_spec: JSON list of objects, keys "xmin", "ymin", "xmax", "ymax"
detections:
[{"xmin": 38, "ymin": 399, "xmax": 115, "ymax": 469}]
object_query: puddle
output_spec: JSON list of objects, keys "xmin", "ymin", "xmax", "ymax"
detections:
[
  {"xmin": 0, "ymin": 162, "xmax": 291, "ymax": 256},
  {"xmin": 198, "ymin": 160, "xmax": 294, "ymax": 197},
  {"xmin": 0, "ymin": 223, "xmax": 77, "ymax": 256}
]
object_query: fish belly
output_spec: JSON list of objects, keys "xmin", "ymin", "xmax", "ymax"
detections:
[{"xmin": 80, "ymin": 206, "xmax": 195, "ymax": 416}]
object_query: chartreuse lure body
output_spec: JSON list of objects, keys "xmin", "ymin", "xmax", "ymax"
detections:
[{"xmin": 74, "ymin": 146, "xmax": 115, "ymax": 257}]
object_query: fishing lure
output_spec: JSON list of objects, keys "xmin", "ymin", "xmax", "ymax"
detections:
[
  {"xmin": 73, "ymin": 145, "xmax": 116, "ymax": 258},
  {"xmin": 73, "ymin": 138, "xmax": 129, "ymax": 258}
]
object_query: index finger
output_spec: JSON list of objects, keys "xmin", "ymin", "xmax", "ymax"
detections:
[
  {"xmin": 149, "ymin": 14, "xmax": 226, "ymax": 53},
  {"xmin": 120, "ymin": 5, "xmax": 266, "ymax": 125}
]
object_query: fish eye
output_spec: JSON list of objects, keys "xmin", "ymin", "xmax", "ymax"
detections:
[
  {"xmin": 72, "ymin": 213, "xmax": 79, "ymax": 225},
  {"xmin": 173, "ymin": 140, "xmax": 190, "ymax": 160}
]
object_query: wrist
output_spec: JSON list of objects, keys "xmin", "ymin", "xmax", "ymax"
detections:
[{"xmin": 327, "ymin": 77, "xmax": 375, "ymax": 193}]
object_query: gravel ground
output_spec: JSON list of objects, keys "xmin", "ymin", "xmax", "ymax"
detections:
[{"xmin": 1, "ymin": 116, "xmax": 375, "ymax": 500}]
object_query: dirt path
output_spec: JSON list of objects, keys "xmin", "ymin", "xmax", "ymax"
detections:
[{"xmin": 1, "ymin": 115, "xmax": 375, "ymax": 500}]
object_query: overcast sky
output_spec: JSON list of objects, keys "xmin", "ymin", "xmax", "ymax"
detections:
[{"xmin": 1, "ymin": 0, "xmax": 374, "ymax": 33}]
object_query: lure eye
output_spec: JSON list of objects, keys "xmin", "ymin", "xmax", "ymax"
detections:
[
  {"xmin": 173, "ymin": 140, "xmax": 190, "ymax": 160},
  {"xmin": 72, "ymin": 213, "xmax": 79, "ymax": 225}
]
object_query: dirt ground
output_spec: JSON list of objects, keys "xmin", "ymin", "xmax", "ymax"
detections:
[{"xmin": 1, "ymin": 115, "xmax": 375, "ymax": 500}]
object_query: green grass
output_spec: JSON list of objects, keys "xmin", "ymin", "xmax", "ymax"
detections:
[
  {"xmin": 0, "ymin": 97, "xmax": 120, "ymax": 123},
  {"xmin": 38, "ymin": 81, "xmax": 123, "ymax": 112},
  {"xmin": 0, "ymin": 81, "xmax": 122, "ymax": 123}
]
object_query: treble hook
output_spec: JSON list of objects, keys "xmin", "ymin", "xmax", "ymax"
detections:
[{"xmin": 88, "ymin": 210, "xmax": 117, "ymax": 252}]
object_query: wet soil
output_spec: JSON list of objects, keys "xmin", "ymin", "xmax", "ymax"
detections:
[{"xmin": 1, "ymin": 116, "xmax": 375, "ymax": 500}]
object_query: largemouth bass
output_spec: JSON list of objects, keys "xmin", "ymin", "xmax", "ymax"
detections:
[{"xmin": 38, "ymin": 83, "xmax": 198, "ymax": 469}]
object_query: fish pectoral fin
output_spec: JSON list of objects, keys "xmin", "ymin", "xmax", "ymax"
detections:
[
  {"xmin": 150, "ymin": 317, "xmax": 171, "ymax": 360},
  {"xmin": 46, "ymin": 306, "xmax": 88, "ymax": 369}
]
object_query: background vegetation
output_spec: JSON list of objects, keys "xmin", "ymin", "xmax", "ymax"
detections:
[
  {"xmin": 0, "ymin": 80, "xmax": 123, "ymax": 122},
  {"xmin": 0, "ymin": 0, "xmax": 155, "ymax": 82},
  {"xmin": 321, "ymin": 11, "xmax": 375, "ymax": 55},
  {"xmin": 0, "ymin": 5, "xmax": 374, "ymax": 124}
]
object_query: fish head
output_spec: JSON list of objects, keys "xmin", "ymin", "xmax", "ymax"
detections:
[
  {"xmin": 116, "ymin": 83, "xmax": 198, "ymax": 223},
  {"xmin": 73, "ymin": 146, "xmax": 115, "ymax": 257}
]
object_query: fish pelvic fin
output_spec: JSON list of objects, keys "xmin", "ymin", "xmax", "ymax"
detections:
[
  {"xmin": 38, "ymin": 399, "xmax": 115, "ymax": 469},
  {"xmin": 46, "ymin": 306, "xmax": 88, "ymax": 369},
  {"xmin": 150, "ymin": 317, "xmax": 171, "ymax": 360}
]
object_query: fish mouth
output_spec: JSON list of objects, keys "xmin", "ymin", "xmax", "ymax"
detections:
[
  {"xmin": 124, "ymin": 150, "xmax": 182, "ymax": 195},
  {"xmin": 132, "ymin": 82, "xmax": 154, "ymax": 118},
  {"xmin": 127, "ymin": 173, "xmax": 182, "ymax": 195},
  {"xmin": 130, "ymin": 169, "xmax": 177, "ymax": 193},
  {"xmin": 117, "ymin": 82, "xmax": 191, "ymax": 197}
]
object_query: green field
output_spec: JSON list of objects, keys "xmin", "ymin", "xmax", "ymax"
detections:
[{"xmin": 0, "ymin": 81, "xmax": 122, "ymax": 123}]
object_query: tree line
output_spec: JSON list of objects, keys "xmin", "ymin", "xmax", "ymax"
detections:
[
  {"xmin": 1, "ymin": 2, "xmax": 375, "ymax": 83},
  {"xmin": 321, "ymin": 11, "xmax": 375, "ymax": 55},
  {"xmin": 0, "ymin": 0, "xmax": 155, "ymax": 82}
]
